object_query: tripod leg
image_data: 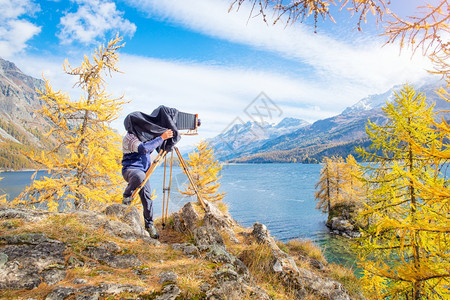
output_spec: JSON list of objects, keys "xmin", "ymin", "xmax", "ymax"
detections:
[
  {"xmin": 162, "ymin": 154, "xmax": 167, "ymax": 227},
  {"xmin": 131, "ymin": 150, "xmax": 167, "ymax": 202},
  {"xmin": 164, "ymin": 151, "xmax": 174, "ymax": 226},
  {"xmin": 174, "ymin": 147, "xmax": 206, "ymax": 210}
]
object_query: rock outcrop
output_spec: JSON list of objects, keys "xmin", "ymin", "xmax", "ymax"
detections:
[
  {"xmin": 0, "ymin": 204, "xmax": 158, "ymax": 299},
  {"xmin": 0, "ymin": 201, "xmax": 355, "ymax": 299},
  {"xmin": 327, "ymin": 203, "xmax": 362, "ymax": 238},
  {"xmin": 0, "ymin": 233, "xmax": 66, "ymax": 290},
  {"xmin": 328, "ymin": 217, "xmax": 362, "ymax": 238},
  {"xmin": 251, "ymin": 223, "xmax": 351, "ymax": 300}
]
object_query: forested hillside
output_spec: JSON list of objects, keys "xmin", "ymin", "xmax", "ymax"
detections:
[
  {"xmin": 224, "ymin": 79, "xmax": 449, "ymax": 163},
  {"xmin": 0, "ymin": 58, "xmax": 56, "ymax": 170}
]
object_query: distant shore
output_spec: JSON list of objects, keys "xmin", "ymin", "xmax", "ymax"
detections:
[{"xmin": 0, "ymin": 169, "xmax": 48, "ymax": 172}]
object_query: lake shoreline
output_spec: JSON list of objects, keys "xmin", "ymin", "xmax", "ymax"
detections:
[
  {"xmin": 0, "ymin": 168, "xmax": 48, "ymax": 172},
  {"xmin": 0, "ymin": 165, "xmax": 358, "ymax": 270}
]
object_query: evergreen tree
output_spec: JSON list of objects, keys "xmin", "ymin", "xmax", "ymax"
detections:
[
  {"xmin": 181, "ymin": 140, "xmax": 225, "ymax": 202},
  {"xmin": 356, "ymin": 84, "xmax": 449, "ymax": 299},
  {"xmin": 11, "ymin": 35, "xmax": 127, "ymax": 211}
]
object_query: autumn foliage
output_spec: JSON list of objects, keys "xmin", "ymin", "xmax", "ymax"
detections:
[
  {"xmin": 181, "ymin": 140, "xmax": 225, "ymax": 202},
  {"xmin": 7, "ymin": 36, "xmax": 128, "ymax": 211},
  {"xmin": 356, "ymin": 85, "xmax": 449, "ymax": 299},
  {"xmin": 0, "ymin": 175, "xmax": 5, "ymax": 203},
  {"xmin": 315, "ymin": 85, "xmax": 449, "ymax": 298},
  {"xmin": 315, "ymin": 155, "xmax": 364, "ymax": 214}
]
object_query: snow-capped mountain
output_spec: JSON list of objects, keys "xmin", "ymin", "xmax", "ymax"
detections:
[
  {"xmin": 342, "ymin": 85, "xmax": 400, "ymax": 115},
  {"xmin": 208, "ymin": 117, "xmax": 309, "ymax": 161},
  {"xmin": 343, "ymin": 79, "xmax": 448, "ymax": 115},
  {"xmin": 212, "ymin": 78, "xmax": 449, "ymax": 163}
]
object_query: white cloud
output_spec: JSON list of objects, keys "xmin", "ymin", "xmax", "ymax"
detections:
[
  {"xmin": 57, "ymin": 0, "xmax": 136, "ymax": 45},
  {"xmin": 15, "ymin": 53, "xmax": 365, "ymax": 148},
  {"xmin": 0, "ymin": 0, "xmax": 38, "ymax": 19},
  {"xmin": 124, "ymin": 0, "xmax": 431, "ymax": 91},
  {"xmin": 0, "ymin": 0, "xmax": 41, "ymax": 58},
  {"xmin": 105, "ymin": 54, "xmax": 361, "ymax": 136}
]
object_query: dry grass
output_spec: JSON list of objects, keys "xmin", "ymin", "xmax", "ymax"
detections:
[
  {"xmin": 0, "ymin": 205, "xmax": 361, "ymax": 300},
  {"xmin": 215, "ymin": 201, "xmax": 229, "ymax": 214},
  {"xmin": 191, "ymin": 201, "xmax": 206, "ymax": 219},
  {"xmin": 0, "ymin": 212, "xmax": 217, "ymax": 299},
  {"xmin": 276, "ymin": 240, "xmax": 290, "ymax": 254},
  {"xmin": 238, "ymin": 243, "xmax": 320, "ymax": 299},
  {"xmin": 286, "ymin": 239, "xmax": 327, "ymax": 264},
  {"xmin": 327, "ymin": 263, "xmax": 365, "ymax": 299},
  {"xmin": 0, "ymin": 284, "xmax": 55, "ymax": 300},
  {"xmin": 0, "ymin": 218, "xmax": 24, "ymax": 234},
  {"xmin": 274, "ymin": 239, "xmax": 327, "ymax": 274},
  {"xmin": 155, "ymin": 222, "xmax": 188, "ymax": 245},
  {"xmin": 2, "ymin": 214, "xmax": 114, "ymax": 253}
]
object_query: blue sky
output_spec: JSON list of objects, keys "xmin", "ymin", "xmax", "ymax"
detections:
[{"xmin": 0, "ymin": 0, "xmax": 436, "ymax": 147}]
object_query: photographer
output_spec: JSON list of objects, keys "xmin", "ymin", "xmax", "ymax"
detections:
[{"xmin": 121, "ymin": 129, "xmax": 174, "ymax": 239}]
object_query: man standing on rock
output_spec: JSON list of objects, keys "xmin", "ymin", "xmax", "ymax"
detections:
[{"xmin": 121, "ymin": 129, "xmax": 174, "ymax": 239}]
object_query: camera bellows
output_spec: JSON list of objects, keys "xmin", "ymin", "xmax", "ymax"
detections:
[{"xmin": 176, "ymin": 112, "xmax": 198, "ymax": 130}]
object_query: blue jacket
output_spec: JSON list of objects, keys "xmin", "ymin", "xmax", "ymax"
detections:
[{"xmin": 122, "ymin": 134, "xmax": 163, "ymax": 172}]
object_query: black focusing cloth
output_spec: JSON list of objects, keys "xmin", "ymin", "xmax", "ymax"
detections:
[{"xmin": 124, "ymin": 105, "xmax": 180, "ymax": 152}]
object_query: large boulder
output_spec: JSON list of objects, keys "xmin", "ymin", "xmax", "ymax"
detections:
[
  {"xmin": 0, "ymin": 207, "xmax": 50, "ymax": 222},
  {"xmin": 203, "ymin": 202, "xmax": 239, "ymax": 243},
  {"xmin": 193, "ymin": 225, "xmax": 224, "ymax": 247},
  {"xmin": 251, "ymin": 222, "xmax": 351, "ymax": 300},
  {"xmin": 173, "ymin": 201, "xmax": 239, "ymax": 244},
  {"xmin": 328, "ymin": 217, "xmax": 361, "ymax": 238},
  {"xmin": 172, "ymin": 201, "xmax": 200, "ymax": 233},
  {"xmin": 104, "ymin": 204, "xmax": 149, "ymax": 238},
  {"xmin": 0, "ymin": 207, "xmax": 152, "ymax": 297},
  {"xmin": 0, "ymin": 233, "xmax": 66, "ymax": 290}
]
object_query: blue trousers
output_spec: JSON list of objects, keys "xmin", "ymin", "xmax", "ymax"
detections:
[{"xmin": 122, "ymin": 168, "xmax": 153, "ymax": 228}]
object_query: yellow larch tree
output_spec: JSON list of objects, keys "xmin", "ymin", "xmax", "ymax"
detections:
[
  {"xmin": 315, "ymin": 156, "xmax": 334, "ymax": 213},
  {"xmin": 410, "ymin": 83, "xmax": 450, "ymax": 210},
  {"xmin": 315, "ymin": 155, "xmax": 365, "ymax": 229},
  {"xmin": 341, "ymin": 154, "xmax": 365, "ymax": 206},
  {"xmin": 315, "ymin": 156, "xmax": 344, "ymax": 211},
  {"xmin": 356, "ymin": 84, "xmax": 449, "ymax": 299},
  {"xmin": 0, "ymin": 174, "xmax": 5, "ymax": 204},
  {"xmin": 181, "ymin": 140, "xmax": 225, "ymax": 202},
  {"xmin": 331, "ymin": 156, "xmax": 346, "ymax": 204},
  {"xmin": 11, "ymin": 35, "xmax": 128, "ymax": 211},
  {"xmin": 315, "ymin": 155, "xmax": 364, "ymax": 212}
]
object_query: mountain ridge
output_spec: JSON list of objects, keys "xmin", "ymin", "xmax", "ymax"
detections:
[
  {"xmin": 0, "ymin": 57, "xmax": 56, "ymax": 170},
  {"xmin": 210, "ymin": 78, "xmax": 449, "ymax": 163},
  {"xmin": 208, "ymin": 116, "xmax": 310, "ymax": 161}
]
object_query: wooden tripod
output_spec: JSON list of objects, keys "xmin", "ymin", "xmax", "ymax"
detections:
[{"xmin": 130, "ymin": 146, "xmax": 206, "ymax": 227}]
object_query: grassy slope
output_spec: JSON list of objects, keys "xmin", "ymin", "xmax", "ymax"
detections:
[{"xmin": 0, "ymin": 203, "xmax": 365, "ymax": 299}]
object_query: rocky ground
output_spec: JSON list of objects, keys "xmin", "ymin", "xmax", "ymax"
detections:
[
  {"xmin": 326, "ymin": 203, "xmax": 362, "ymax": 239},
  {"xmin": 0, "ymin": 201, "xmax": 363, "ymax": 299}
]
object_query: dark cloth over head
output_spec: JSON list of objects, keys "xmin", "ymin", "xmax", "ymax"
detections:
[{"xmin": 124, "ymin": 105, "xmax": 180, "ymax": 151}]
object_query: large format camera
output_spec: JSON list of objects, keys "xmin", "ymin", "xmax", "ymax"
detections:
[{"xmin": 176, "ymin": 112, "xmax": 200, "ymax": 131}]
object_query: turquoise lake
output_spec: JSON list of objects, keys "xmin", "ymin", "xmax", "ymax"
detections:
[{"xmin": 0, "ymin": 164, "xmax": 357, "ymax": 269}]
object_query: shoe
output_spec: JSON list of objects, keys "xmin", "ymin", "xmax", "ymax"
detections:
[
  {"xmin": 146, "ymin": 225, "xmax": 160, "ymax": 239},
  {"xmin": 122, "ymin": 196, "xmax": 132, "ymax": 205}
]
